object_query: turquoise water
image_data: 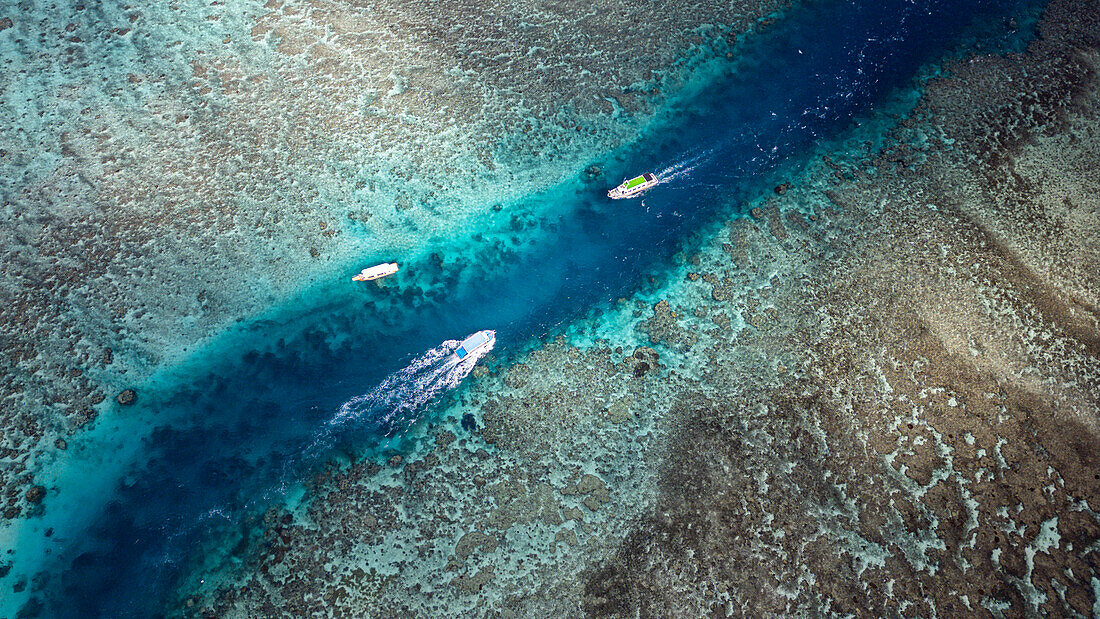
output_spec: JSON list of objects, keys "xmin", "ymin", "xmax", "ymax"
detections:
[{"xmin": 1, "ymin": 0, "xmax": 1043, "ymax": 615}]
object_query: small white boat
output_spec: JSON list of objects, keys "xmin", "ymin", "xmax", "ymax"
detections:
[
  {"xmin": 352, "ymin": 263, "xmax": 399, "ymax": 282},
  {"xmin": 608, "ymin": 173, "xmax": 658, "ymax": 199},
  {"xmin": 453, "ymin": 330, "xmax": 495, "ymax": 362}
]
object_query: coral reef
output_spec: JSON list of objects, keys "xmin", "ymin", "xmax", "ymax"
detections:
[
  {"xmin": 0, "ymin": 0, "xmax": 788, "ymax": 541},
  {"xmin": 187, "ymin": 0, "xmax": 1100, "ymax": 616}
]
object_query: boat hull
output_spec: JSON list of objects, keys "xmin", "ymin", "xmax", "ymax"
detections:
[
  {"xmin": 607, "ymin": 173, "xmax": 658, "ymax": 199},
  {"xmin": 453, "ymin": 330, "xmax": 496, "ymax": 362},
  {"xmin": 352, "ymin": 263, "xmax": 399, "ymax": 281}
]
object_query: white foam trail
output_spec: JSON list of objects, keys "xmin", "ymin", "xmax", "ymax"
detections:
[
  {"xmin": 262, "ymin": 333, "xmax": 496, "ymax": 499},
  {"xmin": 654, "ymin": 145, "xmax": 717, "ymax": 183},
  {"xmin": 654, "ymin": 125, "xmax": 766, "ymax": 184},
  {"xmin": 330, "ymin": 333, "xmax": 495, "ymax": 435}
]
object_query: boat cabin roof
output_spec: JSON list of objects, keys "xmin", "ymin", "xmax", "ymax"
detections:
[
  {"xmin": 624, "ymin": 175, "xmax": 648, "ymax": 189},
  {"xmin": 459, "ymin": 331, "xmax": 489, "ymax": 350},
  {"xmin": 361, "ymin": 263, "xmax": 396, "ymax": 277},
  {"xmin": 455, "ymin": 331, "xmax": 490, "ymax": 359}
]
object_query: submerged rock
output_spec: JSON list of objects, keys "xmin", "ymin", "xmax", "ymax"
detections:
[
  {"xmin": 25, "ymin": 485, "xmax": 46, "ymax": 504},
  {"xmin": 460, "ymin": 413, "xmax": 478, "ymax": 432},
  {"xmin": 116, "ymin": 389, "xmax": 136, "ymax": 405},
  {"xmin": 638, "ymin": 301, "xmax": 697, "ymax": 351},
  {"xmin": 72, "ymin": 408, "xmax": 98, "ymax": 428},
  {"xmin": 454, "ymin": 530, "xmax": 497, "ymax": 561},
  {"xmin": 449, "ymin": 566, "xmax": 494, "ymax": 594}
]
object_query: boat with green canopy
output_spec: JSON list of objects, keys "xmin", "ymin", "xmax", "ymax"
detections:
[{"xmin": 607, "ymin": 172, "xmax": 658, "ymax": 199}]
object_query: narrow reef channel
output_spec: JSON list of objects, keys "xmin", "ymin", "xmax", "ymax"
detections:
[{"xmin": 3, "ymin": 0, "xmax": 1097, "ymax": 616}]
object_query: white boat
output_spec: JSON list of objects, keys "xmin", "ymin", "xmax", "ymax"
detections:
[
  {"xmin": 352, "ymin": 263, "xmax": 399, "ymax": 282},
  {"xmin": 453, "ymin": 330, "xmax": 495, "ymax": 362},
  {"xmin": 607, "ymin": 173, "xmax": 658, "ymax": 199}
]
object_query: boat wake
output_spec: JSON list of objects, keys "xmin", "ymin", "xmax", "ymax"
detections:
[
  {"xmin": 659, "ymin": 121, "xmax": 799, "ymax": 187},
  {"xmin": 330, "ymin": 335, "xmax": 494, "ymax": 436},
  {"xmin": 254, "ymin": 333, "xmax": 497, "ymax": 507},
  {"xmin": 653, "ymin": 132, "xmax": 766, "ymax": 185},
  {"xmin": 655, "ymin": 146, "xmax": 716, "ymax": 183}
]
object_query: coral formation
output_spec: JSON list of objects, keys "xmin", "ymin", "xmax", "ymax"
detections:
[
  {"xmin": 186, "ymin": 1, "xmax": 1100, "ymax": 615},
  {"xmin": 0, "ymin": 0, "xmax": 788, "ymax": 549}
]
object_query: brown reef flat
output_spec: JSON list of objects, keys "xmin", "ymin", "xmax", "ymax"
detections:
[{"xmin": 190, "ymin": 0, "xmax": 1099, "ymax": 616}]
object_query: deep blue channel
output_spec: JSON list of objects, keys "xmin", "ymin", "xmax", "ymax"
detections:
[{"xmin": 26, "ymin": 0, "xmax": 1040, "ymax": 615}]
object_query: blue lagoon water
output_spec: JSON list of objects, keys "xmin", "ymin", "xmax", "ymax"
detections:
[{"xmin": 6, "ymin": 0, "xmax": 1041, "ymax": 615}]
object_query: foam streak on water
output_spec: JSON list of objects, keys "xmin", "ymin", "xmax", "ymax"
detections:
[
  {"xmin": 331, "ymin": 334, "xmax": 494, "ymax": 434},
  {"xmin": 255, "ymin": 333, "xmax": 494, "ymax": 506},
  {"xmin": 654, "ymin": 145, "xmax": 718, "ymax": 183}
]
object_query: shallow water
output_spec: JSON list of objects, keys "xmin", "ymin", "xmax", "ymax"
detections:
[{"xmin": 4, "ymin": 0, "xmax": 1042, "ymax": 615}]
